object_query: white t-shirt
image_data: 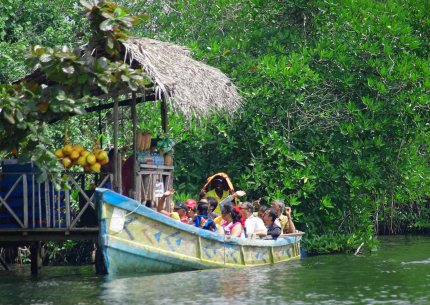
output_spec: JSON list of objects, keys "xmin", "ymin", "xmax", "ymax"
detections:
[{"xmin": 245, "ymin": 214, "xmax": 267, "ymax": 237}]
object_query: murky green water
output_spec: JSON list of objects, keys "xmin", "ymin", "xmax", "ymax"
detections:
[{"xmin": 1, "ymin": 235, "xmax": 429, "ymax": 305}]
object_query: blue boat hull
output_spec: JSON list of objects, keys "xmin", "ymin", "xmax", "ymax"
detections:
[{"xmin": 96, "ymin": 188, "xmax": 302, "ymax": 274}]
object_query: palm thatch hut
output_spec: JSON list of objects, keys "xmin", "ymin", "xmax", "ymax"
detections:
[
  {"xmin": 0, "ymin": 3, "xmax": 242, "ymax": 274},
  {"xmin": 13, "ymin": 34, "xmax": 242, "ymax": 202}
]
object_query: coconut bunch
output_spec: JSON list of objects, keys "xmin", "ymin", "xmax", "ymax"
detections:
[{"xmin": 54, "ymin": 144, "xmax": 109, "ymax": 173}]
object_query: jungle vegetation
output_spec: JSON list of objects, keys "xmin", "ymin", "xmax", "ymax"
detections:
[{"xmin": 1, "ymin": 0, "xmax": 430, "ymax": 255}]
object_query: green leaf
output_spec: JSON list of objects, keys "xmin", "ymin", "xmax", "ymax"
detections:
[
  {"xmin": 100, "ymin": 19, "xmax": 114, "ymax": 32},
  {"xmin": 15, "ymin": 109, "xmax": 24, "ymax": 122},
  {"xmin": 37, "ymin": 171, "xmax": 47, "ymax": 184},
  {"xmin": 39, "ymin": 54, "xmax": 52, "ymax": 63},
  {"xmin": 62, "ymin": 66, "xmax": 75, "ymax": 75},
  {"xmin": 78, "ymin": 73, "xmax": 88, "ymax": 84},
  {"xmin": 3, "ymin": 111, "xmax": 15, "ymax": 124},
  {"xmin": 79, "ymin": 0, "xmax": 98, "ymax": 10},
  {"xmin": 322, "ymin": 196, "xmax": 334, "ymax": 209},
  {"xmin": 56, "ymin": 91, "xmax": 67, "ymax": 101},
  {"xmin": 73, "ymin": 107, "xmax": 86, "ymax": 115}
]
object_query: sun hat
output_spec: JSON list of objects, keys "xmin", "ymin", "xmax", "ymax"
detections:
[
  {"xmin": 174, "ymin": 202, "xmax": 187, "ymax": 211},
  {"xmin": 185, "ymin": 199, "xmax": 197, "ymax": 208}
]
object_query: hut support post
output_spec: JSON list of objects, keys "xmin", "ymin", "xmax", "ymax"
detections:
[
  {"xmin": 160, "ymin": 98, "xmax": 168, "ymax": 134},
  {"xmin": 113, "ymin": 96, "xmax": 121, "ymax": 194},
  {"xmin": 131, "ymin": 92, "xmax": 138, "ymax": 200},
  {"xmin": 30, "ymin": 241, "xmax": 42, "ymax": 275},
  {"xmin": 0, "ymin": 253, "xmax": 10, "ymax": 271}
]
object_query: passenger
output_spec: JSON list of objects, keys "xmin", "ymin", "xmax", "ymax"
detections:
[
  {"xmin": 157, "ymin": 190, "xmax": 188, "ymax": 223},
  {"xmin": 170, "ymin": 212, "xmax": 180, "ymax": 221},
  {"xmin": 185, "ymin": 199, "xmax": 198, "ymax": 224},
  {"xmin": 271, "ymin": 199, "xmax": 296, "ymax": 234},
  {"xmin": 188, "ymin": 206, "xmax": 197, "ymax": 225},
  {"xmin": 193, "ymin": 202, "xmax": 217, "ymax": 231},
  {"xmin": 201, "ymin": 177, "xmax": 230, "ymax": 213},
  {"xmin": 172, "ymin": 202, "xmax": 189, "ymax": 223},
  {"xmin": 145, "ymin": 200, "xmax": 155, "ymax": 210},
  {"xmin": 220, "ymin": 203, "xmax": 244, "ymax": 238},
  {"xmin": 263, "ymin": 208, "xmax": 282, "ymax": 240},
  {"xmin": 207, "ymin": 196, "xmax": 219, "ymax": 219},
  {"xmin": 185, "ymin": 198, "xmax": 197, "ymax": 210},
  {"xmin": 257, "ymin": 205, "xmax": 268, "ymax": 219},
  {"xmin": 239, "ymin": 202, "xmax": 267, "ymax": 238},
  {"xmin": 212, "ymin": 190, "xmax": 246, "ymax": 225},
  {"xmin": 218, "ymin": 190, "xmax": 246, "ymax": 208}
]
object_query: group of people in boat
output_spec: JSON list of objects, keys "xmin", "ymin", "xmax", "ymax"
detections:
[{"xmin": 154, "ymin": 175, "xmax": 296, "ymax": 240}]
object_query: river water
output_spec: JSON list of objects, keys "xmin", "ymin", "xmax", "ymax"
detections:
[{"xmin": 1, "ymin": 235, "xmax": 429, "ymax": 305}]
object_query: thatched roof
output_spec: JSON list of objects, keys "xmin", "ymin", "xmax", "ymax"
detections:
[
  {"xmin": 13, "ymin": 37, "xmax": 242, "ymax": 119},
  {"xmin": 123, "ymin": 37, "xmax": 242, "ymax": 118}
]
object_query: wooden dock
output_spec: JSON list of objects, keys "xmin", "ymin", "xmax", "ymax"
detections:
[
  {"xmin": 0, "ymin": 166, "xmax": 106, "ymax": 274},
  {"xmin": 0, "ymin": 162, "xmax": 174, "ymax": 274}
]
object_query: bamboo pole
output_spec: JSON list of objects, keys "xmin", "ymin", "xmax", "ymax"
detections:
[
  {"xmin": 131, "ymin": 92, "xmax": 137, "ymax": 200},
  {"xmin": 113, "ymin": 96, "xmax": 120, "ymax": 193}
]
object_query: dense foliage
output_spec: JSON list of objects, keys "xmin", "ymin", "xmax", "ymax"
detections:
[
  {"xmin": 0, "ymin": 0, "xmax": 150, "ymax": 184},
  {"xmin": 132, "ymin": 0, "xmax": 430, "ymax": 252},
  {"xmin": 1, "ymin": 0, "xmax": 430, "ymax": 254}
]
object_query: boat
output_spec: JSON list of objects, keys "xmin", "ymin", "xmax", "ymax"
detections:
[{"xmin": 96, "ymin": 188, "xmax": 303, "ymax": 274}]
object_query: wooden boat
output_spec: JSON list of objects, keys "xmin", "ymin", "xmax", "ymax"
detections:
[{"xmin": 96, "ymin": 188, "xmax": 303, "ymax": 274}]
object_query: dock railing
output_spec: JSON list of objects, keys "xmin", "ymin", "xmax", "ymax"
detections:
[{"xmin": 0, "ymin": 171, "xmax": 113, "ymax": 232}]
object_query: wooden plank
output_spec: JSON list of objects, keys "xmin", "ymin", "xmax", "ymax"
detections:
[
  {"xmin": 51, "ymin": 184, "xmax": 56, "ymax": 227},
  {"xmin": 3, "ymin": 174, "xmax": 23, "ymax": 200},
  {"xmin": 0, "ymin": 196, "xmax": 24, "ymax": 228},
  {"xmin": 139, "ymin": 164, "xmax": 174, "ymax": 170},
  {"xmin": 68, "ymin": 173, "xmax": 109, "ymax": 228},
  {"xmin": 57, "ymin": 189, "xmax": 61, "ymax": 228},
  {"xmin": 113, "ymin": 96, "xmax": 120, "ymax": 193},
  {"xmin": 84, "ymin": 91, "xmax": 156, "ymax": 113},
  {"xmin": 45, "ymin": 182, "xmax": 50, "ymax": 228},
  {"xmin": 23, "ymin": 174, "xmax": 28, "ymax": 228},
  {"xmin": 65, "ymin": 188, "xmax": 71, "ymax": 229},
  {"xmin": 32, "ymin": 174, "xmax": 35, "ymax": 229},
  {"xmin": 0, "ymin": 227, "xmax": 99, "ymax": 233},
  {"xmin": 136, "ymin": 172, "xmax": 142, "ymax": 202},
  {"xmin": 98, "ymin": 174, "xmax": 111, "ymax": 190},
  {"xmin": 0, "ymin": 230, "xmax": 99, "ymax": 242},
  {"xmin": 69, "ymin": 176, "xmax": 95, "ymax": 228},
  {"xmin": 117, "ymin": 151, "xmax": 122, "ymax": 195},
  {"xmin": 38, "ymin": 182, "xmax": 42, "ymax": 227},
  {"xmin": 0, "ymin": 174, "xmax": 24, "ymax": 228}
]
